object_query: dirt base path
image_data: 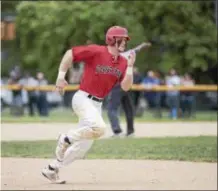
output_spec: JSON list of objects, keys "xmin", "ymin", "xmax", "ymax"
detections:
[
  {"xmin": 1, "ymin": 158, "xmax": 217, "ymax": 190},
  {"xmin": 1, "ymin": 122, "xmax": 217, "ymax": 190},
  {"xmin": 1, "ymin": 122, "xmax": 217, "ymax": 141}
]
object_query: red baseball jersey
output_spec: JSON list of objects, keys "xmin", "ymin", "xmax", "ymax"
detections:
[{"xmin": 72, "ymin": 44, "xmax": 128, "ymax": 98}]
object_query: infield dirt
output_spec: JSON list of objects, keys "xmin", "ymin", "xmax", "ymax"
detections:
[{"xmin": 1, "ymin": 122, "xmax": 217, "ymax": 190}]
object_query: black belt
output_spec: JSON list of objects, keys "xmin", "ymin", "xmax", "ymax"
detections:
[{"xmin": 87, "ymin": 94, "xmax": 103, "ymax": 102}]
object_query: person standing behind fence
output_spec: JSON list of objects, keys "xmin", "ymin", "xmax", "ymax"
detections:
[
  {"xmin": 166, "ymin": 68, "xmax": 181, "ymax": 120},
  {"xmin": 153, "ymin": 71, "xmax": 164, "ymax": 118},
  {"xmin": 131, "ymin": 67, "xmax": 143, "ymax": 115},
  {"xmin": 180, "ymin": 73, "xmax": 195, "ymax": 118},
  {"xmin": 36, "ymin": 72, "xmax": 49, "ymax": 117},
  {"xmin": 23, "ymin": 72, "xmax": 38, "ymax": 116},
  {"xmin": 142, "ymin": 70, "xmax": 157, "ymax": 107},
  {"xmin": 142, "ymin": 70, "xmax": 161, "ymax": 117},
  {"xmin": 8, "ymin": 67, "xmax": 24, "ymax": 116}
]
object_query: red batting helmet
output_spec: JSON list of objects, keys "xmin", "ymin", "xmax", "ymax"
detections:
[{"xmin": 106, "ymin": 26, "xmax": 130, "ymax": 45}]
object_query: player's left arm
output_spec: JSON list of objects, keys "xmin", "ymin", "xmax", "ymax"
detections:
[
  {"xmin": 120, "ymin": 42, "xmax": 151, "ymax": 91},
  {"xmin": 120, "ymin": 51, "xmax": 136, "ymax": 92}
]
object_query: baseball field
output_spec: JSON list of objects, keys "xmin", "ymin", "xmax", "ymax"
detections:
[{"xmin": 1, "ymin": 113, "xmax": 217, "ymax": 190}]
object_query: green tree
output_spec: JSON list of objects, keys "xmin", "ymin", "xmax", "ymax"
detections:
[
  {"xmin": 14, "ymin": 1, "xmax": 217, "ymax": 83},
  {"xmin": 119, "ymin": 1, "xmax": 217, "ymax": 74}
]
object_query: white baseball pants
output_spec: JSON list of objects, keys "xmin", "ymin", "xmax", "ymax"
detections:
[{"xmin": 50, "ymin": 90, "xmax": 106, "ymax": 168}]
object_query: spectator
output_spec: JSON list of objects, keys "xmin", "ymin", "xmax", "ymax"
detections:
[
  {"xmin": 36, "ymin": 72, "xmax": 49, "ymax": 116},
  {"xmin": 180, "ymin": 73, "xmax": 195, "ymax": 118},
  {"xmin": 166, "ymin": 68, "xmax": 181, "ymax": 119},
  {"xmin": 131, "ymin": 66, "xmax": 143, "ymax": 115},
  {"xmin": 142, "ymin": 70, "xmax": 159, "ymax": 108},
  {"xmin": 153, "ymin": 71, "xmax": 164, "ymax": 118},
  {"xmin": 23, "ymin": 72, "xmax": 38, "ymax": 116},
  {"xmin": 10, "ymin": 65, "xmax": 21, "ymax": 80},
  {"xmin": 8, "ymin": 66, "xmax": 24, "ymax": 116}
]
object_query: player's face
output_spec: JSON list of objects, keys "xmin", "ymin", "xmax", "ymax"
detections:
[{"xmin": 115, "ymin": 37, "xmax": 128, "ymax": 52}]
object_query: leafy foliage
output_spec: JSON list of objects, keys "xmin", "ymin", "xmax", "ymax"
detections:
[{"xmin": 11, "ymin": 1, "xmax": 217, "ymax": 82}]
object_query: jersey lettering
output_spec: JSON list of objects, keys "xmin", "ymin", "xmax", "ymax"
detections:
[{"xmin": 96, "ymin": 65, "xmax": 122, "ymax": 79}]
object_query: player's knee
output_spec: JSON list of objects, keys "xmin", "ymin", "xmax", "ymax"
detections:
[
  {"xmin": 91, "ymin": 127, "xmax": 105, "ymax": 138},
  {"xmin": 92, "ymin": 120, "xmax": 106, "ymax": 138}
]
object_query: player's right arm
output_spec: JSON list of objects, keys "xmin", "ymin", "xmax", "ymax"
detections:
[
  {"xmin": 55, "ymin": 45, "xmax": 97, "ymax": 95},
  {"xmin": 55, "ymin": 49, "xmax": 72, "ymax": 95}
]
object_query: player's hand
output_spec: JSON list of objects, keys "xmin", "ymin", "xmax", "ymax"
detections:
[
  {"xmin": 127, "ymin": 51, "xmax": 136, "ymax": 67},
  {"xmin": 55, "ymin": 78, "xmax": 68, "ymax": 95}
]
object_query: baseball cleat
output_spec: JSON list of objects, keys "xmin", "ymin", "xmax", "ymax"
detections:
[
  {"xmin": 56, "ymin": 134, "xmax": 71, "ymax": 161},
  {"xmin": 42, "ymin": 165, "xmax": 66, "ymax": 184}
]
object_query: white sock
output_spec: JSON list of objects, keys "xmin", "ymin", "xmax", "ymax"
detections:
[
  {"xmin": 49, "ymin": 159, "xmax": 63, "ymax": 169},
  {"xmin": 62, "ymin": 140, "xmax": 94, "ymax": 166}
]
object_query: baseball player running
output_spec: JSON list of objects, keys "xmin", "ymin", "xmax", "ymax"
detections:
[{"xmin": 41, "ymin": 26, "xmax": 136, "ymax": 183}]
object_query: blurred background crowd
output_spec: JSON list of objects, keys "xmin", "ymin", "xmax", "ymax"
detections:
[
  {"xmin": 1, "ymin": 63, "xmax": 217, "ymax": 120},
  {"xmin": 1, "ymin": 1, "xmax": 217, "ymax": 121}
]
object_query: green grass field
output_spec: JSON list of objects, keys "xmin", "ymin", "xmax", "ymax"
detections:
[
  {"xmin": 1, "ymin": 108, "xmax": 217, "ymax": 123},
  {"xmin": 1, "ymin": 136, "xmax": 217, "ymax": 162}
]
